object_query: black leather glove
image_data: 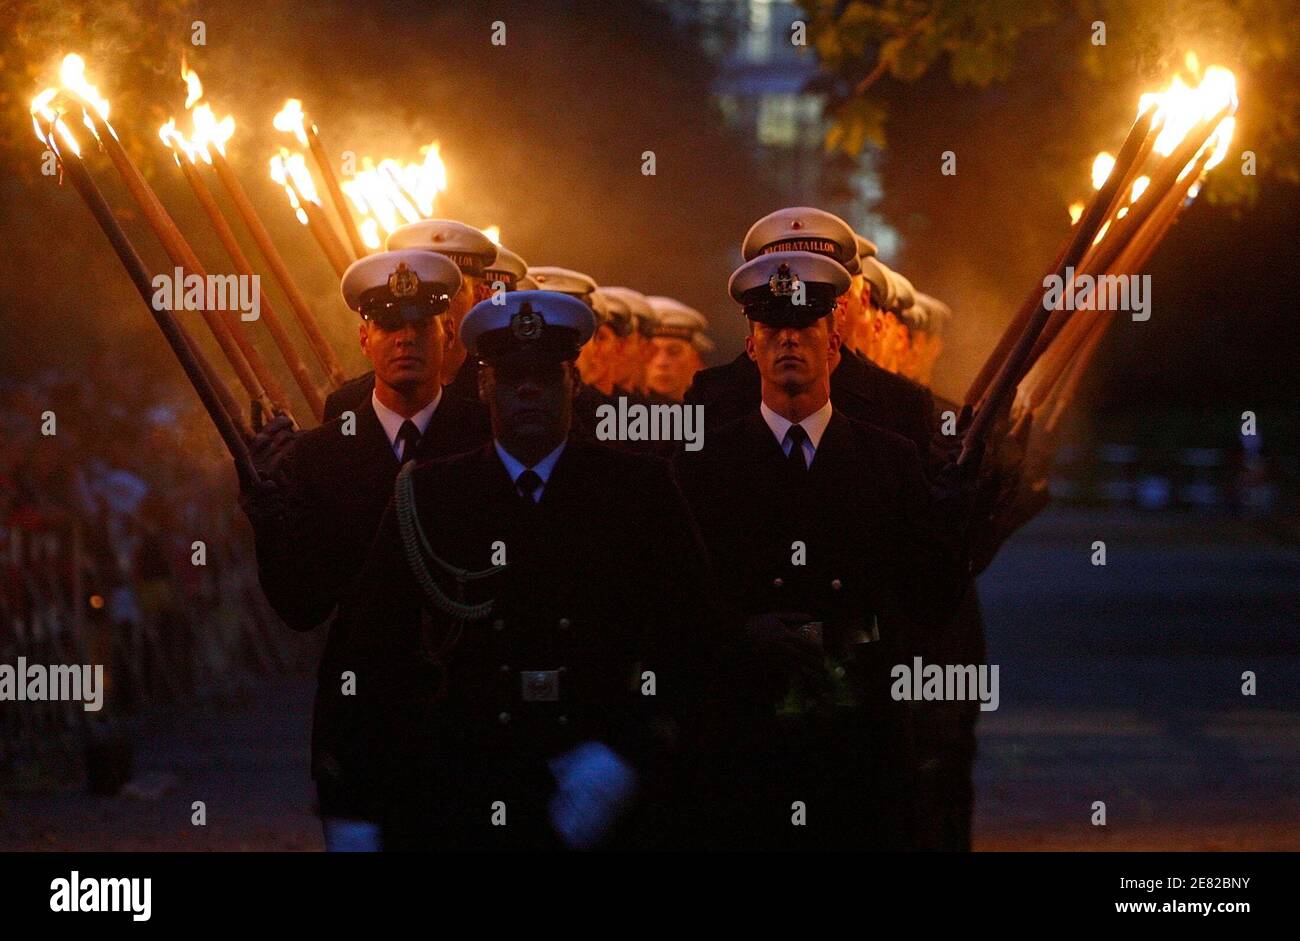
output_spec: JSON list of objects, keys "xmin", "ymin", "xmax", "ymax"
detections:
[{"xmin": 238, "ymin": 415, "xmax": 297, "ymax": 523}]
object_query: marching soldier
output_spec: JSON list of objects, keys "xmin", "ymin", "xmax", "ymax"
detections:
[
  {"xmin": 674, "ymin": 250, "xmax": 974, "ymax": 850},
  {"xmin": 322, "ymin": 220, "xmax": 500, "ymax": 422},
  {"xmin": 522, "ymin": 267, "xmax": 622, "ymax": 439},
  {"xmin": 596, "ymin": 286, "xmax": 665, "ymax": 404},
  {"xmin": 239, "ymin": 250, "xmax": 491, "ymax": 850},
  {"xmin": 849, "ymin": 248, "xmax": 893, "ymax": 364},
  {"xmin": 878, "ymin": 269, "xmax": 918, "ymax": 375},
  {"xmin": 909, "ymin": 292, "xmax": 951, "ymax": 387},
  {"xmin": 684, "ymin": 207, "xmax": 934, "ymax": 456},
  {"xmin": 644, "ymin": 296, "xmax": 712, "ymax": 403},
  {"xmin": 330, "ymin": 290, "xmax": 717, "ymax": 849},
  {"xmin": 484, "ymin": 244, "xmax": 528, "ymax": 297}
]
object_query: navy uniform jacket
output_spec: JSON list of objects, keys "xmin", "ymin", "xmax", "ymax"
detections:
[
  {"xmin": 673, "ymin": 409, "xmax": 966, "ymax": 849},
  {"xmin": 245, "ymin": 394, "xmax": 490, "ymax": 815},
  {"xmin": 323, "ymin": 371, "xmax": 375, "ymax": 423},
  {"xmin": 684, "ymin": 348, "xmax": 934, "ymax": 457},
  {"xmin": 327, "ymin": 437, "xmax": 718, "ymax": 848}
]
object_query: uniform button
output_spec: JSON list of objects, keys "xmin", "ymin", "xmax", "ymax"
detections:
[
  {"xmin": 830, "ymin": 578, "xmax": 843, "ymax": 591},
  {"xmin": 557, "ymin": 715, "xmax": 568, "ymax": 726},
  {"xmin": 558, "ymin": 617, "xmax": 571, "ymax": 630},
  {"xmin": 772, "ymin": 577, "xmax": 784, "ymax": 588},
  {"xmin": 492, "ymin": 618, "xmax": 505, "ymax": 631},
  {"xmin": 498, "ymin": 711, "xmax": 511, "ymax": 724}
]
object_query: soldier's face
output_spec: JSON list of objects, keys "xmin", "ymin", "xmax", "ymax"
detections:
[
  {"xmin": 746, "ymin": 316, "xmax": 839, "ymax": 394},
  {"xmin": 647, "ymin": 337, "xmax": 701, "ymax": 401},
  {"xmin": 581, "ymin": 324, "xmax": 617, "ymax": 387},
  {"xmin": 835, "ymin": 284, "xmax": 864, "ymax": 354},
  {"xmin": 612, "ymin": 333, "xmax": 640, "ymax": 387},
  {"xmin": 480, "ymin": 358, "xmax": 576, "ymax": 452},
  {"xmin": 359, "ymin": 313, "xmax": 451, "ymax": 394}
]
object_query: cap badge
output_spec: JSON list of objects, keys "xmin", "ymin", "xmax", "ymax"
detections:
[
  {"xmin": 769, "ymin": 263, "xmax": 802, "ymax": 297},
  {"xmin": 511, "ymin": 303, "xmax": 545, "ymax": 340},
  {"xmin": 388, "ymin": 263, "xmax": 421, "ymax": 298}
]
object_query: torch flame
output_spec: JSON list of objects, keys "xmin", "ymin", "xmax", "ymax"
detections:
[
  {"xmin": 269, "ymin": 149, "xmax": 317, "ymax": 225},
  {"xmin": 30, "ymin": 87, "xmax": 82, "ymax": 156},
  {"xmin": 1067, "ymin": 201, "xmax": 1084, "ymax": 225},
  {"xmin": 483, "ymin": 225, "xmax": 501, "ymax": 245},
  {"xmin": 1090, "ymin": 152, "xmax": 1115, "ymax": 190},
  {"xmin": 189, "ymin": 102, "xmax": 236, "ymax": 160},
  {"xmin": 359, "ymin": 218, "xmax": 382, "ymax": 250},
  {"xmin": 171, "ymin": 65, "xmax": 236, "ymax": 160},
  {"xmin": 338, "ymin": 143, "xmax": 449, "ymax": 245},
  {"xmin": 158, "ymin": 116, "xmax": 203, "ymax": 165},
  {"xmin": 1069, "ymin": 54, "xmax": 1239, "ymax": 221},
  {"xmin": 1138, "ymin": 55, "xmax": 1237, "ymax": 171},
  {"xmin": 58, "ymin": 54, "xmax": 111, "ymax": 123},
  {"xmin": 272, "ymin": 99, "xmax": 310, "ymax": 148},
  {"xmin": 181, "ymin": 61, "xmax": 204, "ymax": 110},
  {"xmin": 30, "ymin": 54, "xmax": 117, "ymax": 149}
]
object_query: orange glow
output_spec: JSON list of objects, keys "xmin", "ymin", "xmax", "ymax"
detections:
[
  {"xmin": 1138, "ymin": 54, "xmax": 1237, "ymax": 172},
  {"xmin": 339, "ymin": 144, "xmax": 448, "ymax": 246}
]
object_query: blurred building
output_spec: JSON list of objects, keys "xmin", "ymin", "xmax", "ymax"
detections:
[{"xmin": 660, "ymin": 0, "xmax": 899, "ymax": 256}]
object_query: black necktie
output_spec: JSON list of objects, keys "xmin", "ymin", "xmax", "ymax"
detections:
[
  {"xmin": 785, "ymin": 424, "xmax": 809, "ymax": 471},
  {"xmin": 516, "ymin": 469, "xmax": 543, "ymax": 504},
  {"xmin": 396, "ymin": 420, "xmax": 422, "ymax": 463}
]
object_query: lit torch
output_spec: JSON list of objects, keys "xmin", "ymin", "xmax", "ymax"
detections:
[
  {"xmin": 1021, "ymin": 54, "xmax": 1239, "ymax": 428},
  {"xmin": 273, "ymin": 98, "xmax": 366, "ymax": 260},
  {"xmin": 160, "ymin": 115, "xmax": 326, "ymax": 420},
  {"xmin": 180, "ymin": 66, "xmax": 346, "ymax": 388},
  {"xmin": 269, "ymin": 147, "xmax": 353, "ymax": 278},
  {"xmin": 31, "ymin": 81, "xmax": 258, "ymax": 481},
  {"xmin": 42, "ymin": 54, "xmax": 280, "ymax": 420}
]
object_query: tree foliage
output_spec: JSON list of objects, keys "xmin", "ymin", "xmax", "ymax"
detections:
[{"xmin": 801, "ymin": 0, "xmax": 1300, "ymax": 202}]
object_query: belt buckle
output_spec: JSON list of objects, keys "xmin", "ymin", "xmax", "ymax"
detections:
[{"xmin": 520, "ymin": 670, "xmax": 560, "ymax": 702}]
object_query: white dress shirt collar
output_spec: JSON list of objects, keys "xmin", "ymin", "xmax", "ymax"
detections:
[
  {"xmin": 371, "ymin": 388, "xmax": 442, "ymax": 460},
  {"xmin": 760, "ymin": 398, "xmax": 833, "ymax": 467},
  {"xmin": 494, "ymin": 439, "xmax": 568, "ymax": 502}
]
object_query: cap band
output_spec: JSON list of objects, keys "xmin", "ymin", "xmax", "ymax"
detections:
[
  {"xmin": 761, "ymin": 237, "xmax": 842, "ymax": 258},
  {"xmin": 439, "ymin": 251, "xmax": 489, "ymax": 278},
  {"xmin": 651, "ymin": 324, "xmax": 696, "ymax": 341}
]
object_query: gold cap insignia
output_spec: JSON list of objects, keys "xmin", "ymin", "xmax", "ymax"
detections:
[
  {"xmin": 510, "ymin": 303, "xmax": 545, "ymax": 340},
  {"xmin": 769, "ymin": 263, "xmax": 802, "ymax": 297},
  {"xmin": 388, "ymin": 262, "xmax": 420, "ymax": 298}
]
